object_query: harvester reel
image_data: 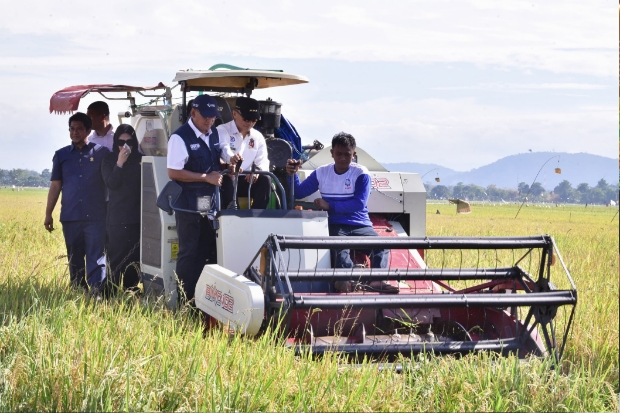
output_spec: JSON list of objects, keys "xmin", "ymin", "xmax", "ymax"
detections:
[{"xmin": 247, "ymin": 234, "xmax": 576, "ymax": 361}]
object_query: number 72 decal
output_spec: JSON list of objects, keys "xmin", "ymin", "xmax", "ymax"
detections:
[{"xmin": 371, "ymin": 177, "xmax": 391, "ymax": 189}]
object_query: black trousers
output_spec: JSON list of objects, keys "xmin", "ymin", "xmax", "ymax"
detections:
[
  {"xmin": 221, "ymin": 174, "xmax": 270, "ymax": 209},
  {"xmin": 174, "ymin": 211, "xmax": 216, "ymax": 303},
  {"xmin": 106, "ymin": 223, "xmax": 140, "ymax": 290}
]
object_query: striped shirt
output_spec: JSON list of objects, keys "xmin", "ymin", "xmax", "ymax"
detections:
[{"xmin": 294, "ymin": 162, "xmax": 372, "ymax": 227}]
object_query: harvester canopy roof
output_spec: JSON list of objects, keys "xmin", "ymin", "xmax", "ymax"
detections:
[
  {"xmin": 49, "ymin": 83, "xmax": 167, "ymax": 114},
  {"xmin": 172, "ymin": 68, "xmax": 308, "ymax": 89}
]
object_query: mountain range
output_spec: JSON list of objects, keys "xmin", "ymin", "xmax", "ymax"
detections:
[{"xmin": 382, "ymin": 152, "xmax": 618, "ymax": 190}]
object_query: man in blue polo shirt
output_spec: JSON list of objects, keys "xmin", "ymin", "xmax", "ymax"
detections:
[{"xmin": 45, "ymin": 112, "xmax": 110, "ymax": 294}]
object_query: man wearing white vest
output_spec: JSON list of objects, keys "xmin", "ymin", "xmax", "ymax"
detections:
[{"xmin": 286, "ymin": 132, "xmax": 391, "ymax": 291}]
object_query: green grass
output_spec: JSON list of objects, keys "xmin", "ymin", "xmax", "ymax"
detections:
[{"xmin": 0, "ymin": 188, "xmax": 617, "ymax": 411}]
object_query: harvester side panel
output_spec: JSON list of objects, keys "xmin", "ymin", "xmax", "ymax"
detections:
[
  {"xmin": 141, "ymin": 162, "xmax": 161, "ymax": 268},
  {"xmin": 216, "ymin": 209, "xmax": 331, "ymax": 276},
  {"xmin": 400, "ymin": 173, "xmax": 426, "ymax": 236},
  {"xmin": 141, "ymin": 156, "xmax": 177, "ymax": 307}
]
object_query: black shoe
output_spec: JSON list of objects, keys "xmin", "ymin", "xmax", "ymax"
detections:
[{"xmin": 70, "ymin": 279, "xmax": 88, "ymax": 293}]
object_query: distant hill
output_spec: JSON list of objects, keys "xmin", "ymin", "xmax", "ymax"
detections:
[
  {"xmin": 383, "ymin": 152, "xmax": 618, "ymax": 190},
  {"xmin": 380, "ymin": 162, "xmax": 462, "ymax": 182}
]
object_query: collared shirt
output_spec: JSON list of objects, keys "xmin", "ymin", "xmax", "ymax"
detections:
[
  {"xmin": 50, "ymin": 141, "xmax": 110, "ymax": 222},
  {"xmin": 167, "ymin": 119, "xmax": 214, "ymax": 170},
  {"xmin": 217, "ymin": 120, "xmax": 269, "ymax": 172},
  {"xmin": 88, "ymin": 125, "xmax": 114, "ymax": 151}
]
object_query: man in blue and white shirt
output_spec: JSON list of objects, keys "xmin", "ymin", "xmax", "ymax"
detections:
[{"xmin": 286, "ymin": 132, "xmax": 389, "ymax": 271}]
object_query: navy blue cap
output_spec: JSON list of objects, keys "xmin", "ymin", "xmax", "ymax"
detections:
[
  {"xmin": 234, "ymin": 97, "xmax": 261, "ymax": 120},
  {"xmin": 191, "ymin": 95, "xmax": 220, "ymax": 118}
]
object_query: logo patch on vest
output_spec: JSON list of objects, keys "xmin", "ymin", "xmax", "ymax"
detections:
[
  {"xmin": 344, "ymin": 178, "xmax": 352, "ymax": 190},
  {"xmin": 190, "ymin": 143, "xmax": 200, "ymax": 150},
  {"xmin": 249, "ymin": 138, "xmax": 255, "ymax": 149}
]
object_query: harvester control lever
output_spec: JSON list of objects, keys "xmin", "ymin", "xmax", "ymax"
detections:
[
  {"xmin": 246, "ymin": 163, "xmax": 257, "ymax": 209},
  {"xmin": 227, "ymin": 161, "xmax": 242, "ymax": 210}
]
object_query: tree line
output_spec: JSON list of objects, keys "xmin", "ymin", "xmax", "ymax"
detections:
[
  {"xmin": 3, "ymin": 167, "xmax": 619, "ymax": 205},
  {"xmin": 426, "ymin": 179, "xmax": 619, "ymax": 205},
  {"xmin": 0, "ymin": 169, "xmax": 51, "ymax": 188}
]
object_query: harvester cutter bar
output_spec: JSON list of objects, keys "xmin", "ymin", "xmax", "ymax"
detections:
[
  {"xmin": 285, "ymin": 267, "xmax": 524, "ymax": 281},
  {"xmin": 276, "ymin": 235, "xmax": 552, "ymax": 250},
  {"xmin": 291, "ymin": 290, "xmax": 576, "ymax": 309},
  {"xmin": 290, "ymin": 338, "xmax": 522, "ymax": 356}
]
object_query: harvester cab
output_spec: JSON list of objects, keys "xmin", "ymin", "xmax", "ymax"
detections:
[{"xmin": 49, "ymin": 64, "xmax": 576, "ymax": 362}]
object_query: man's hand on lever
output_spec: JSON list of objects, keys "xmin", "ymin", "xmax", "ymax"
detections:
[
  {"xmin": 229, "ymin": 154, "xmax": 243, "ymax": 177},
  {"xmin": 286, "ymin": 159, "xmax": 302, "ymax": 176},
  {"xmin": 204, "ymin": 171, "xmax": 223, "ymax": 186}
]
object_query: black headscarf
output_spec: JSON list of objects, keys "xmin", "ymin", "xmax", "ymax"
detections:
[{"xmin": 113, "ymin": 124, "xmax": 142, "ymax": 163}]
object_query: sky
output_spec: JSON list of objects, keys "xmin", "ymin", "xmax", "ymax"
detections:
[{"xmin": 1, "ymin": 0, "xmax": 617, "ymax": 172}]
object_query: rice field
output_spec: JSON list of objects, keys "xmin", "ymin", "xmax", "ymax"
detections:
[{"xmin": 0, "ymin": 188, "xmax": 617, "ymax": 412}]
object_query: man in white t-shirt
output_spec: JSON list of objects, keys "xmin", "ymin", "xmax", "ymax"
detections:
[
  {"xmin": 87, "ymin": 101, "xmax": 114, "ymax": 151},
  {"xmin": 218, "ymin": 97, "xmax": 271, "ymax": 209}
]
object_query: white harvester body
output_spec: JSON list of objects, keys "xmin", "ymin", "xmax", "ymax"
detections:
[{"xmin": 194, "ymin": 264, "xmax": 264, "ymax": 335}]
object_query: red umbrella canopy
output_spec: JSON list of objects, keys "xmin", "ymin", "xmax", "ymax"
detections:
[{"xmin": 49, "ymin": 83, "xmax": 167, "ymax": 114}]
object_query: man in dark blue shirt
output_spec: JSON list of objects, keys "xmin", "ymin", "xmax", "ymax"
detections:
[{"xmin": 45, "ymin": 112, "xmax": 110, "ymax": 294}]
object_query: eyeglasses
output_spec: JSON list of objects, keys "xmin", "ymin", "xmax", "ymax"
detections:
[{"xmin": 117, "ymin": 136, "xmax": 136, "ymax": 144}]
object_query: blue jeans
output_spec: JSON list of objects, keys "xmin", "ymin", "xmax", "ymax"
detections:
[
  {"xmin": 61, "ymin": 220, "xmax": 106, "ymax": 289},
  {"xmin": 328, "ymin": 224, "xmax": 389, "ymax": 269}
]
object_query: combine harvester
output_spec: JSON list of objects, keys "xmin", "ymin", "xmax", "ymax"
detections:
[{"xmin": 50, "ymin": 64, "xmax": 577, "ymax": 362}]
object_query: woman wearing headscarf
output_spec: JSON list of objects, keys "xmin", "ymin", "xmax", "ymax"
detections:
[{"xmin": 101, "ymin": 124, "xmax": 143, "ymax": 292}]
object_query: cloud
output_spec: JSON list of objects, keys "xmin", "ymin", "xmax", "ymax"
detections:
[
  {"xmin": 432, "ymin": 83, "xmax": 609, "ymax": 91},
  {"xmin": 0, "ymin": 0, "xmax": 615, "ymax": 171},
  {"xmin": 1, "ymin": 0, "xmax": 615, "ymax": 76}
]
